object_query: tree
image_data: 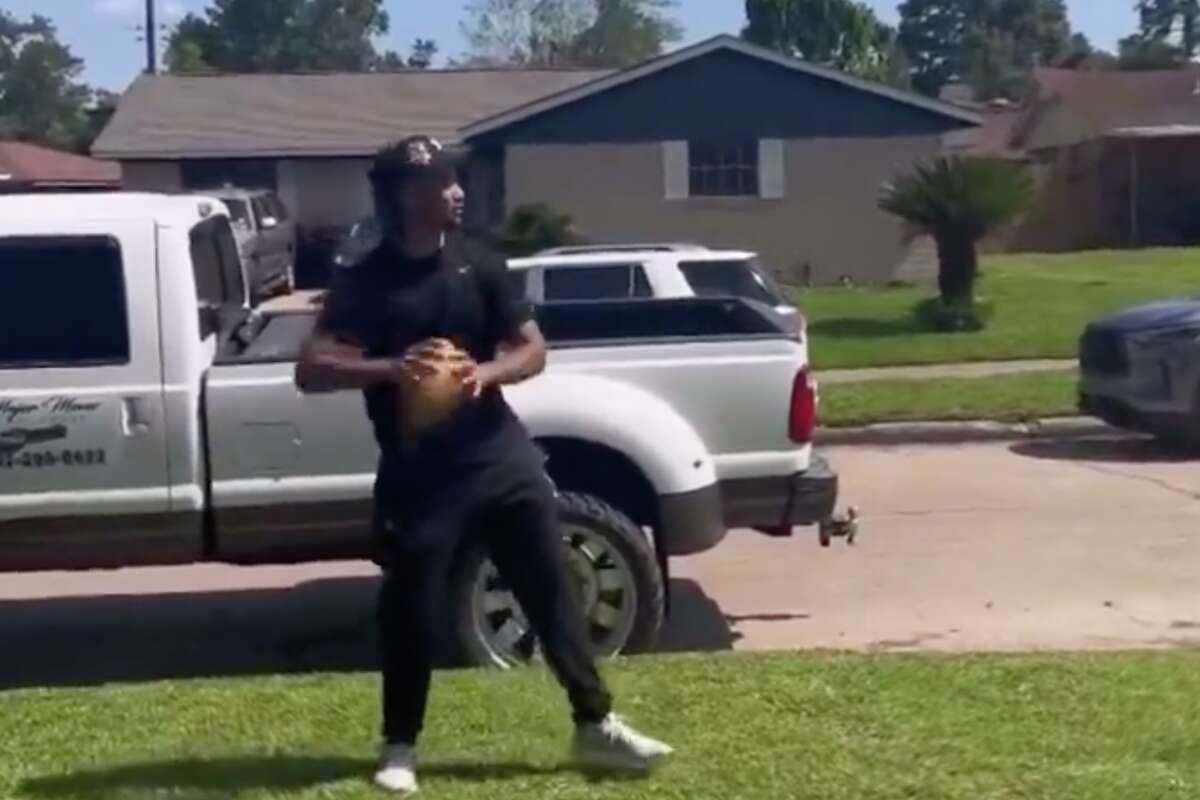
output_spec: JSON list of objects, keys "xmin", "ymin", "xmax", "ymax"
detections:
[
  {"xmin": 743, "ymin": 0, "xmax": 909, "ymax": 86},
  {"xmin": 880, "ymin": 156, "xmax": 1034, "ymax": 306},
  {"xmin": 408, "ymin": 39, "xmax": 439, "ymax": 69},
  {"xmin": 496, "ymin": 204, "xmax": 583, "ymax": 256},
  {"xmin": 0, "ymin": 11, "xmax": 95, "ymax": 152},
  {"xmin": 1119, "ymin": 1, "xmax": 1199, "ymax": 68},
  {"xmin": 164, "ymin": 0, "xmax": 391, "ymax": 73},
  {"xmin": 461, "ymin": 0, "xmax": 592, "ymax": 65},
  {"xmin": 567, "ymin": 0, "xmax": 684, "ymax": 67},
  {"xmin": 898, "ymin": 0, "xmax": 1077, "ymax": 100},
  {"xmin": 461, "ymin": 0, "xmax": 681, "ymax": 67}
]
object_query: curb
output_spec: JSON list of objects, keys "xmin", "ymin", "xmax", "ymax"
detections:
[{"xmin": 817, "ymin": 417, "xmax": 1116, "ymax": 447}]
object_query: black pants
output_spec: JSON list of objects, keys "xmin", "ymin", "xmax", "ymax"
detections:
[{"xmin": 376, "ymin": 443, "xmax": 613, "ymax": 745}]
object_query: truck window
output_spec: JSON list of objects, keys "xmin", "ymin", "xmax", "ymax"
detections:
[
  {"xmin": 0, "ymin": 236, "xmax": 130, "ymax": 368},
  {"xmin": 223, "ymin": 198, "xmax": 252, "ymax": 228},
  {"xmin": 267, "ymin": 194, "xmax": 290, "ymax": 222},
  {"xmin": 544, "ymin": 264, "xmax": 649, "ymax": 301},
  {"xmin": 680, "ymin": 259, "xmax": 785, "ymax": 307}
]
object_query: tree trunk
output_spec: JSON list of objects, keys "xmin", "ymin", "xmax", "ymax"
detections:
[{"xmin": 935, "ymin": 231, "xmax": 979, "ymax": 304}]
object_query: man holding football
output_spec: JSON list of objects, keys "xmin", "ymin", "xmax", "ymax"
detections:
[{"xmin": 295, "ymin": 135, "xmax": 672, "ymax": 795}]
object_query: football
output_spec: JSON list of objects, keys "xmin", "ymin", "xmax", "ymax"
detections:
[{"xmin": 395, "ymin": 338, "xmax": 473, "ymax": 438}]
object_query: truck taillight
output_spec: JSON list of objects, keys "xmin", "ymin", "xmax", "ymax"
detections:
[{"xmin": 789, "ymin": 369, "xmax": 817, "ymax": 443}]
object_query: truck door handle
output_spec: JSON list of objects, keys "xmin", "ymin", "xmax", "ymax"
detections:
[{"xmin": 122, "ymin": 397, "xmax": 152, "ymax": 436}]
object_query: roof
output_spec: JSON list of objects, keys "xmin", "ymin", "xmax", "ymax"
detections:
[
  {"xmin": 92, "ymin": 69, "xmax": 610, "ymax": 160},
  {"xmin": 942, "ymin": 106, "xmax": 1027, "ymax": 159},
  {"xmin": 0, "ymin": 141, "xmax": 120, "ymax": 188},
  {"xmin": 1020, "ymin": 66, "xmax": 1200, "ymax": 150},
  {"xmin": 0, "ymin": 191, "xmax": 228, "ymax": 226},
  {"xmin": 462, "ymin": 35, "xmax": 981, "ymax": 141}
]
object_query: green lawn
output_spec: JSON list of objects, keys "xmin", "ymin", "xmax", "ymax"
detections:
[
  {"xmin": 5, "ymin": 652, "xmax": 1200, "ymax": 799},
  {"xmin": 820, "ymin": 370, "xmax": 1079, "ymax": 428},
  {"xmin": 803, "ymin": 248, "xmax": 1200, "ymax": 369}
]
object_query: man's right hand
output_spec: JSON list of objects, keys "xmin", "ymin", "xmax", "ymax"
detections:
[{"xmin": 392, "ymin": 339, "xmax": 476, "ymax": 390}]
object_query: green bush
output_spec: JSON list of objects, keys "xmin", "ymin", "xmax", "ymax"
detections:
[
  {"xmin": 914, "ymin": 296, "xmax": 996, "ymax": 333},
  {"xmin": 495, "ymin": 203, "xmax": 583, "ymax": 257}
]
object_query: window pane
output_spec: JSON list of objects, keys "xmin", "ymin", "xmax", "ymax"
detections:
[
  {"xmin": 544, "ymin": 265, "xmax": 633, "ymax": 301},
  {"xmin": 632, "ymin": 267, "xmax": 653, "ymax": 298},
  {"xmin": 0, "ymin": 237, "xmax": 130, "ymax": 368},
  {"xmin": 223, "ymin": 199, "xmax": 252, "ymax": 226},
  {"xmin": 688, "ymin": 139, "xmax": 760, "ymax": 197},
  {"xmin": 681, "ymin": 260, "xmax": 782, "ymax": 306},
  {"xmin": 267, "ymin": 194, "xmax": 289, "ymax": 221}
]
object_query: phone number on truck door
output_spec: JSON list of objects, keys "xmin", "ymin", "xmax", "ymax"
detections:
[{"xmin": 0, "ymin": 449, "xmax": 108, "ymax": 469}]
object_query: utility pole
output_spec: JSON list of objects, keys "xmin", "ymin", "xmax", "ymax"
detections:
[{"xmin": 145, "ymin": 0, "xmax": 157, "ymax": 74}]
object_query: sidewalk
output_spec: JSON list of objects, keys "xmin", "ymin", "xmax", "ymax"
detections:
[{"xmin": 819, "ymin": 359, "xmax": 1076, "ymax": 385}]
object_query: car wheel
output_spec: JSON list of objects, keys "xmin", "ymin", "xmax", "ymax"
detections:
[{"xmin": 450, "ymin": 492, "xmax": 664, "ymax": 669}]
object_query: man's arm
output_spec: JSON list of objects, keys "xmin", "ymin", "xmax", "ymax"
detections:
[
  {"xmin": 295, "ymin": 332, "xmax": 398, "ymax": 394},
  {"xmin": 473, "ymin": 319, "xmax": 547, "ymax": 393},
  {"xmin": 294, "ymin": 268, "xmax": 400, "ymax": 394}
]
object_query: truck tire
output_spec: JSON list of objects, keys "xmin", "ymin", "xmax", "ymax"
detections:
[{"xmin": 450, "ymin": 491, "xmax": 665, "ymax": 669}]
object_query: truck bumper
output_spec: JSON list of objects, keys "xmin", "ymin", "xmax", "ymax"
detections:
[
  {"xmin": 1079, "ymin": 390, "xmax": 1186, "ymax": 435},
  {"xmin": 658, "ymin": 483, "xmax": 728, "ymax": 556},
  {"xmin": 718, "ymin": 453, "xmax": 839, "ymax": 533}
]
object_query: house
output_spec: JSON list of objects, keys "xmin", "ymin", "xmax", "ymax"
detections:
[
  {"xmin": 94, "ymin": 35, "xmax": 978, "ymax": 284},
  {"xmin": 92, "ymin": 67, "xmax": 608, "ymax": 234},
  {"xmin": 954, "ymin": 67, "xmax": 1200, "ymax": 251},
  {"xmin": 0, "ymin": 141, "xmax": 120, "ymax": 193}
]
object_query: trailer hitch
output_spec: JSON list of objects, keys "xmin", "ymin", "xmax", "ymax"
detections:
[{"xmin": 819, "ymin": 506, "xmax": 859, "ymax": 547}]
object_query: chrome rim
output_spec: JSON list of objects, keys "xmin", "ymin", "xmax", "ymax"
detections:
[{"xmin": 469, "ymin": 523, "xmax": 639, "ymax": 668}]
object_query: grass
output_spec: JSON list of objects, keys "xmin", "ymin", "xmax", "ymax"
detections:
[
  {"xmin": 4, "ymin": 652, "xmax": 1200, "ymax": 799},
  {"xmin": 803, "ymin": 247, "xmax": 1200, "ymax": 369},
  {"xmin": 820, "ymin": 370, "xmax": 1079, "ymax": 428}
]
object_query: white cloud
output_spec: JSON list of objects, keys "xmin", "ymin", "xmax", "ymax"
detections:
[{"xmin": 163, "ymin": 1, "xmax": 186, "ymax": 20}]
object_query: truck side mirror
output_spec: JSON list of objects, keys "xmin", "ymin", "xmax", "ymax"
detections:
[{"xmin": 199, "ymin": 305, "xmax": 221, "ymax": 339}]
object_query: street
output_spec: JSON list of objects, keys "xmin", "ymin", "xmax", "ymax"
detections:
[{"xmin": 2, "ymin": 436, "xmax": 1198, "ymax": 690}]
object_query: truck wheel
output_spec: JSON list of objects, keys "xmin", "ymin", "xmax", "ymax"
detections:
[{"xmin": 450, "ymin": 492, "xmax": 665, "ymax": 669}]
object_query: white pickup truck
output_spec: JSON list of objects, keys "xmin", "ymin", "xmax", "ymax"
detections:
[{"xmin": 0, "ymin": 193, "xmax": 846, "ymax": 666}]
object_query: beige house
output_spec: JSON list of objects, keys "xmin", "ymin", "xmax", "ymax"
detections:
[
  {"xmin": 92, "ymin": 69, "xmax": 608, "ymax": 233},
  {"xmin": 948, "ymin": 67, "xmax": 1200, "ymax": 252},
  {"xmin": 94, "ymin": 36, "xmax": 978, "ymax": 285}
]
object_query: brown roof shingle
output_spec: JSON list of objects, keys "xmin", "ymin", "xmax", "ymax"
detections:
[
  {"xmin": 1021, "ymin": 66, "xmax": 1200, "ymax": 150},
  {"xmin": 92, "ymin": 69, "xmax": 611, "ymax": 159},
  {"xmin": 0, "ymin": 141, "xmax": 121, "ymax": 187}
]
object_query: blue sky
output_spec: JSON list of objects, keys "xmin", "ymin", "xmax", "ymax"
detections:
[{"xmin": 4, "ymin": 0, "xmax": 1139, "ymax": 91}]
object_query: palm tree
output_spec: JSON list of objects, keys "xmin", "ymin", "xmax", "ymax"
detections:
[{"xmin": 880, "ymin": 156, "xmax": 1034, "ymax": 304}]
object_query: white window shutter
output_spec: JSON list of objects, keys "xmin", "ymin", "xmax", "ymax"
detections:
[
  {"xmin": 759, "ymin": 139, "xmax": 785, "ymax": 199},
  {"xmin": 663, "ymin": 141, "xmax": 689, "ymax": 200}
]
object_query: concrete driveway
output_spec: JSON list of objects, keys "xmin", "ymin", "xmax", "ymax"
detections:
[
  {"xmin": 1, "ymin": 436, "xmax": 1198, "ymax": 689},
  {"xmin": 667, "ymin": 436, "xmax": 1200, "ymax": 654}
]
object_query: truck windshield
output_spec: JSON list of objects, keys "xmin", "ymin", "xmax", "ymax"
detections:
[{"xmin": 680, "ymin": 259, "xmax": 787, "ymax": 307}]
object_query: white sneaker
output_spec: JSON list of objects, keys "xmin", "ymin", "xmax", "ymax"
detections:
[
  {"xmin": 573, "ymin": 713, "xmax": 675, "ymax": 772},
  {"xmin": 374, "ymin": 743, "xmax": 419, "ymax": 794}
]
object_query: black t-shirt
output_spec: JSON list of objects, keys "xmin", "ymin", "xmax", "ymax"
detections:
[{"xmin": 318, "ymin": 234, "xmax": 534, "ymax": 485}]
